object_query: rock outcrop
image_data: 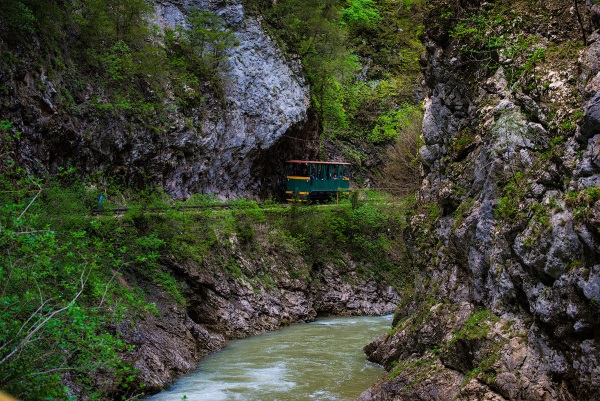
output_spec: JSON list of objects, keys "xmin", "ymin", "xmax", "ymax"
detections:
[
  {"xmin": 152, "ymin": 0, "xmax": 316, "ymax": 198},
  {"xmin": 361, "ymin": 1, "xmax": 600, "ymax": 400},
  {"xmin": 1, "ymin": 0, "xmax": 317, "ymax": 199},
  {"xmin": 122, "ymin": 236, "xmax": 398, "ymax": 394}
]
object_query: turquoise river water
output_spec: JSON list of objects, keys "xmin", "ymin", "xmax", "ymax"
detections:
[{"xmin": 146, "ymin": 315, "xmax": 392, "ymax": 401}]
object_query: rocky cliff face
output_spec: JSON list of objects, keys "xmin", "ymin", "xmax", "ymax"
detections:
[
  {"xmin": 361, "ymin": 1, "xmax": 600, "ymax": 400},
  {"xmin": 121, "ymin": 233, "xmax": 398, "ymax": 395},
  {"xmin": 1, "ymin": 0, "xmax": 317, "ymax": 199},
  {"xmin": 151, "ymin": 0, "xmax": 318, "ymax": 198}
]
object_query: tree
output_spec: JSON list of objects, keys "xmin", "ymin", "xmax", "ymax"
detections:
[
  {"xmin": 71, "ymin": 0, "xmax": 153, "ymax": 46},
  {"xmin": 271, "ymin": 0, "xmax": 359, "ymax": 128},
  {"xmin": 0, "ymin": 1, "xmax": 36, "ymax": 37},
  {"xmin": 341, "ymin": 0, "xmax": 382, "ymax": 29},
  {"xmin": 382, "ymin": 105, "xmax": 423, "ymax": 196},
  {"xmin": 184, "ymin": 9, "xmax": 238, "ymax": 75}
]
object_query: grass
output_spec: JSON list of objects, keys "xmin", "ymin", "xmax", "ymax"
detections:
[{"xmin": 449, "ymin": 309, "xmax": 499, "ymax": 343}]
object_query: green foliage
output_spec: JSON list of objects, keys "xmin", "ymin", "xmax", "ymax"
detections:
[
  {"xmin": 505, "ymin": 43, "xmax": 545, "ymax": 88},
  {"xmin": 241, "ymin": 0, "xmax": 274, "ymax": 16},
  {"xmin": 349, "ymin": 190, "xmax": 361, "ymax": 209},
  {"xmin": 325, "ymin": 0, "xmax": 425, "ymax": 150},
  {"xmin": 183, "ymin": 193, "xmax": 222, "ymax": 207},
  {"xmin": 545, "ymin": 40, "xmax": 584, "ymax": 61},
  {"xmin": 158, "ymin": 10, "xmax": 237, "ymax": 103},
  {"xmin": 442, "ymin": 0, "xmax": 584, "ymax": 100},
  {"xmin": 0, "ymin": 179, "xmax": 148, "ymax": 399},
  {"xmin": 269, "ymin": 0, "xmax": 360, "ymax": 128},
  {"xmin": 0, "ymin": 1, "xmax": 64, "ymax": 49},
  {"xmin": 0, "ymin": 120, "xmax": 13, "ymax": 131},
  {"xmin": 449, "ymin": 9, "xmax": 508, "ymax": 64},
  {"xmin": 0, "ymin": 1, "xmax": 36, "ymax": 39},
  {"xmin": 369, "ymin": 103, "xmax": 421, "ymax": 144},
  {"xmin": 72, "ymin": 0, "xmax": 154, "ymax": 47},
  {"xmin": 341, "ymin": 0, "xmax": 382, "ymax": 29},
  {"xmin": 0, "ymin": 1, "xmax": 238, "ymax": 149},
  {"xmin": 445, "ymin": 2, "xmax": 550, "ymax": 91},
  {"xmin": 229, "ymin": 199, "xmax": 265, "ymax": 243},
  {"xmin": 98, "ymin": 40, "xmax": 135, "ymax": 82},
  {"xmin": 452, "ymin": 129, "xmax": 476, "ymax": 155},
  {"xmin": 351, "ymin": 0, "xmax": 424, "ymax": 78},
  {"xmin": 495, "ymin": 172, "xmax": 526, "ymax": 220},
  {"xmin": 283, "ymin": 194, "xmax": 409, "ymax": 285},
  {"xmin": 181, "ymin": 10, "xmax": 238, "ymax": 79},
  {"xmin": 452, "ymin": 197, "xmax": 475, "ymax": 228},
  {"xmin": 388, "ymin": 353, "xmax": 439, "ymax": 387},
  {"xmin": 565, "ymin": 186, "xmax": 600, "ymax": 221},
  {"xmin": 423, "ymin": 202, "xmax": 441, "ymax": 221},
  {"xmin": 450, "ymin": 309, "xmax": 498, "ymax": 343}
]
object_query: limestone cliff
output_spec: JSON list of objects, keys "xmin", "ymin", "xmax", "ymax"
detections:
[
  {"xmin": 361, "ymin": 1, "xmax": 600, "ymax": 400},
  {"xmin": 0, "ymin": 0, "xmax": 317, "ymax": 199},
  {"xmin": 151, "ymin": 0, "xmax": 318, "ymax": 198}
]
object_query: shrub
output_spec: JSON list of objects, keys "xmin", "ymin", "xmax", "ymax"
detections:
[
  {"xmin": 0, "ymin": 179, "xmax": 145, "ymax": 399},
  {"xmin": 342, "ymin": 0, "xmax": 382, "ymax": 29}
]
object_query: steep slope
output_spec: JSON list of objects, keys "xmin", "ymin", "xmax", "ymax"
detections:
[
  {"xmin": 361, "ymin": 1, "xmax": 600, "ymax": 400},
  {"xmin": 0, "ymin": 0, "xmax": 317, "ymax": 199},
  {"xmin": 0, "ymin": 174, "xmax": 406, "ymax": 399}
]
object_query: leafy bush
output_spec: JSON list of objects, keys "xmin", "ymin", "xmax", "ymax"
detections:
[
  {"xmin": 0, "ymin": 180, "xmax": 146, "ymax": 399},
  {"xmin": 0, "ymin": 1, "xmax": 36, "ymax": 40},
  {"xmin": 342, "ymin": 0, "xmax": 382, "ymax": 29},
  {"xmin": 98, "ymin": 40, "xmax": 135, "ymax": 82},
  {"xmin": 369, "ymin": 103, "xmax": 421, "ymax": 143}
]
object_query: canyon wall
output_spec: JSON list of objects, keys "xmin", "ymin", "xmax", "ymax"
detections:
[
  {"xmin": 151, "ymin": 0, "xmax": 318, "ymax": 198},
  {"xmin": 1, "ymin": 0, "xmax": 318, "ymax": 199},
  {"xmin": 117, "ymin": 221, "xmax": 399, "ymax": 395},
  {"xmin": 361, "ymin": 1, "xmax": 600, "ymax": 400}
]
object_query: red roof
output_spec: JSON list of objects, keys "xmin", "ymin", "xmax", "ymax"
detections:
[{"xmin": 285, "ymin": 160, "xmax": 351, "ymax": 165}]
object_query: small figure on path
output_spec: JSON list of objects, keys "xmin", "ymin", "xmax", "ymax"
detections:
[{"xmin": 98, "ymin": 191, "xmax": 106, "ymax": 210}]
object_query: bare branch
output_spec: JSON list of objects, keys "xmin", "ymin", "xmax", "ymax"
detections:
[
  {"xmin": 0, "ymin": 300, "xmax": 48, "ymax": 355},
  {"xmin": 17, "ymin": 183, "xmax": 42, "ymax": 220},
  {"xmin": 0, "ymin": 263, "xmax": 90, "ymax": 366},
  {"xmin": 99, "ymin": 273, "xmax": 117, "ymax": 308}
]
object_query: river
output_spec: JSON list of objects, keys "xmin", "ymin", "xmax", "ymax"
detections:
[{"xmin": 146, "ymin": 315, "xmax": 392, "ymax": 401}]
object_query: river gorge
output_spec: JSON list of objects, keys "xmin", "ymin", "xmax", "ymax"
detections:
[
  {"xmin": 0, "ymin": 0, "xmax": 599, "ymax": 400},
  {"xmin": 146, "ymin": 315, "xmax": 392, "ymax": 401}
]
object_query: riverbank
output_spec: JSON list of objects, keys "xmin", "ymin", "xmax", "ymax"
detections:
[
  {"xmin": 131, "ymin": 239, "xmax": 399, "ymax": 395},
  {"xmin": 0, "ymin": 184, "xmax": 408, "ymax": 399},
  {"xmin": 113, "ymin": 197, "xmax": 405, "ymax": 396}
]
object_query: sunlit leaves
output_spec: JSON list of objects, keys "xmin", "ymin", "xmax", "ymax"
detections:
[{"xmin": 341, "ymin": 0, "xmax": 382, "ymax": 29}]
